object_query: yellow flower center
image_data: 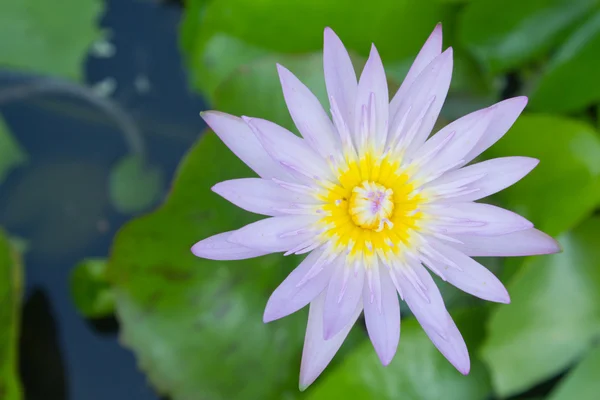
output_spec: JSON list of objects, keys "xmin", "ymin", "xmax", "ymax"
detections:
[{"xmin": 318, "ymin": 152, "xmax": 423, "ymax": 261}]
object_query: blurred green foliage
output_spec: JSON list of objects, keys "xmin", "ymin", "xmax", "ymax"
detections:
[
  {"xmin": 0, "ymin": 117, "xmax": 27, "ymax": 186},
  {"xmin": 481, "ymin": 218, "xmax": 600, "ymax": 396},
  {"xmin": 108, "ymin": 155, "xmax": 165, "ymax": 215},
  {"xmin": 106, "ymin": 133, "xmax": 309, "ymax": 399},
  {"xmin": 0, "ymin": 229, "xmax": 23, "ymax": 400},
  {"xmin": 70, "ymin": 258, "xmax": 114, "ymax": 318},
  {"xmin": 0, "ymin": 0, "xmax": 104, "ymax": 80},
  {"xmin": 547, "ymin": 344, "xmax": 600, "ymax": 400}
]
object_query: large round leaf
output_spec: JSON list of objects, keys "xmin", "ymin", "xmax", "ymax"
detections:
[
  {"xmin": 458, "ymin": 0, "xmax": 597, "ymax": 73},
  {"xmin": 480, "ymin": 217, "xmax": 600, "ymax": 396},
  {"xmin": 0, "ymin": 228, "xmax": 23, "ymax": 400},
  {"xmin": 0, "ymin": 0, "xmax": 104, "ymax": 80},
  {"xmin": 483, "ymin": 114, "xmax": 600, "ymax": 236},
  {"xmin": 530, "ymin": 11, "xmax": 600, "ymax": 113},
  {"xmin": 307, "ymin": 308, "xmax": 491, "ymax": 400},
  {"xmin": 107, "ymin": 132, "xmax": 307, "ymax": 399}
]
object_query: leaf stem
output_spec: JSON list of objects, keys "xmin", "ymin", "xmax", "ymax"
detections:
[{"xmin": 0, "ymin": 70, "xmax": 146, "ymax": 157}]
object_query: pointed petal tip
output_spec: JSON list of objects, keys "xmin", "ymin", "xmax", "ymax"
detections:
[
  {"xmin": 551, "ymin": 238, "xmax": 563, "ymax": 254},
  {"xmin": 516, "ymin": 95, "xmax": 529, "ymax": 106},
  {"xmin": 298, "ymin": 380, "xmax": 310, "ymax": 392},
  {"xmin": 262, "ymin": 308, "xmax": 277, "ymax": 323},
  {"xmin": 378, "ymin": 350, "xmax": 395, "ymax": 367}
]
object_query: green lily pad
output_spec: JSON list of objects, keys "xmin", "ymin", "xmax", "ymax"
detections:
[
  {"xmin": 70, "ymin": 258, "xmax": 114, "ymax": 318},
  {"xmin": 213, "ymin": 53, "xmax": 327, "ymax": 132},
  {"xmin": 480, "ymin": 217, "xmax": 600, "ymax": 396},
  {"xmin": 107, "ymin": 132, "xmax": 315, "ymax": 399},
  {"xmin": 484, "ymin": 114, "xmax": 600, "ymax": 236},
  {"xmin": 548, "ymin": 344, "xmax": 600, "ymax": 400},
  {"xmin": 458, "ymin": 0, "xmax": 597, "ymax": 73},
  {"xmin": 307, "ymin": 308, "xmax": 491, "ymax": 400},
  {"xmin": 0, "ymin": 0, "xmax": 104, "ymax": 80},
  {"xmin": 108, "ymin": 155, "xmax": 165, "ymax": 215},
  {"xmin": 0, "ymin": 228, "xmax": 24, "ymax": 400},
  {"xmin": 530, "ymin": 11, "xmax": 600, "ymax": 113},
  {"xmin": 181, "ymin": 0, "xmax": 448, "ymax": 100},
  {"xmin": 0, "ymin": 117, "xmax": 27, "ymax": 186}
]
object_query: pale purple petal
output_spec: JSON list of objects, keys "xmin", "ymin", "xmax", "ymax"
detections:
[
  {"xmin": 394, "ymin": 261, "xmax": 449, "ymax": 340},
  {"xmin": 462, "ymin": 97, "xmax": 528, "ymax": 164},
  {"xmin": 191, "ymin": 231, "xmax": 270, "ymax": 260},
  {"xmin": 355, "ymin": 44, "xmax": 389, "ymax": 148},
  {"xmin": 426, "ymin": 157, "xmax": 539, "ymax": 202},
  {"xmin": 264, "ymin": 248, "xmax": 333, "ymax": 322},
  {"xmin": 228, "ymin": 215, "xmax": 320, "ymax": 252},
  {"xmin": 243, "ymin": 117, "xmax": 335, "ymax": 182},
  {"xmin": 389, "ymin": 49, "xmax": 453, "ymax": 155},
  {"xmin": 323, "ymin": 27, "xmax": 357, "ymax": 136},
  {"xmin": 201, "ymin": 111, "xmax": 289, "ymax": 180},
  {"xmin": 427, "ymin": 203, "xmax": 533, "ymax": 236},
  {"xmin": 277, "ymin": 64, "xmax": 341, "ymax": 158},
  {"xmin": 323, "ymin": 258, "xmax": 365, "ymax": 339},
  {"xmin": 410, "ymin": 106, "xmax": 493, "ymax": 180},
  {"xmin": 299, "ymin": 292, "xmax": 362, "ymax": 391},
  {"xmin": 397, "ymin": 262, "xmax": 470, "ymax": 374},
  {"xmin": 425, "ymin": 313, "xmax": 470, "ymax": 375},
  {"xmin": 363, "ymin": 266, "xmax": 400, "ymax": 366},
  {"xmin": 390, "ymin": 24, "xmax": 443, "ymax": 121},
  {"xmin": 212, "ymin": 178, "xmax": 316, "ymax": 216},
  {"xmin": 451, "ymin": 228, "xmax": 561, "ymax": 257},
  {"xmin": 426, "ymin": 240, "xmax": 510, "ymax": 303}
]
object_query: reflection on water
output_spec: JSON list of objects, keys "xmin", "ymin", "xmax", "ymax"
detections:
[{"xmin": 0, "ymin": 0, "xmax": 205, "ymax": 398}]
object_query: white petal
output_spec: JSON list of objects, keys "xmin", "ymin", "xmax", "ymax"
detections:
[
  {"xmin": 397, "ymin": 262, "xmax": 470, "ymax": 374},
  {"xmin": 277, "ymin": 64, "xmax": 341, "ymax": 158},
  {"xmin": 427, "ymin": 240, "xmax": 510, "ymax": 303},
  {"xmin": 323, "ymin": 257, "xmax": 365, "ymax": 339},
  {"xmin": 451, "ymin": 228, "xmax": 561, "ymax": 257},
  {"xmin": 462, "ymin": 97, "xmax": 528, "ymax": 165},
  {"xmin": 299, "ymin": 292, "xmax": 362, "ymax": 390},
  {"xmin": 191, "ymin": 231, "xmax": 269, "ymax": 260},
  {"xmin": 363, "ymin": 266, "xmax": 400, "ymax": 365},
  {"xmin": 243, "ymin": 117, "xmax": 335, "ymax": 182},
  {"xmin": 426, "ymin": 157, "xmax": 539, "ymax": 202},
  {"xmin": 323, "ymin": 27, "xmax": 357, "ymax": 138},
  {"xmin": 355, "ymin": 44, "xmax": 389, "ymax": 149},
  {"xmin": 263, "ymin": 248, "xmax": 333, "ymax": 322},
  {"xmin": 390, "ymin": 24, "xmax": 443, "ymax": 121},
  {"xmin": 426, "ymin": 203, "xmax": 533, "ymax": 236},
  {"xmin": 389, "ymin": 49, "xmax": 453, "ymax": 156},
  {"xmin": 201, "ymin": 111, "xmax": 289, "ymax": 179},
  {"xmin": 212, "ymin": 178, "xmax": 316, "ymax": 216},
  {"xmin": 228, "ymin": 215, "xmax": 319, "ymax": 252}
]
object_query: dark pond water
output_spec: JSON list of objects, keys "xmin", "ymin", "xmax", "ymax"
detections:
[{"xmin": 0, "ymin": 1, "xmax": 204, "ymax": 399}]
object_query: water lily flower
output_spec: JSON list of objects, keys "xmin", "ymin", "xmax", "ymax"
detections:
[{"xmin": 192, "ymin": 24, "xmax": 560, "ymax": 389}]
